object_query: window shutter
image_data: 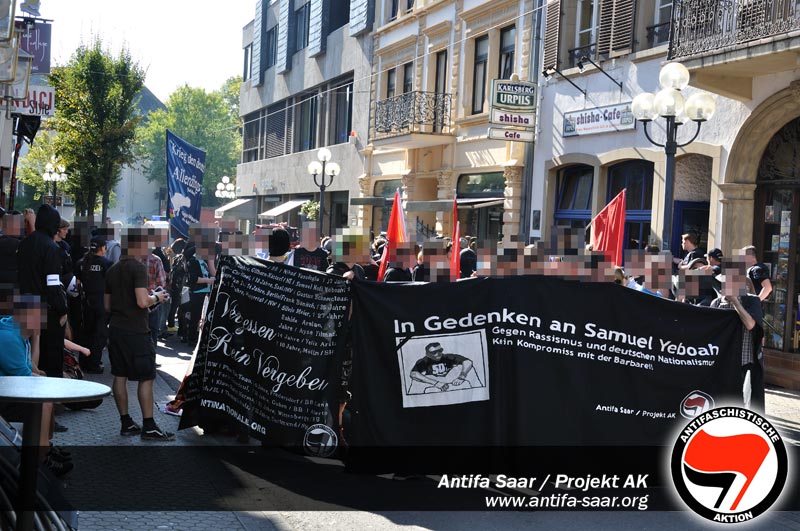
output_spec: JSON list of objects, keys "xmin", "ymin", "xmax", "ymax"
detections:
[
  {"xmin": 542, "ymin": 0, "xmax": 561, "ymax": 72},
  {"xmin": 349, "ymin": 0, "xmax": 374, "ymax": 37},
  {"xmin": 276, "ymin": 0, "xmax": 294, "ymax": 74},
  {"xmin": 252, "ymin": 0, "xmax": 264, "ymax": 85},
  {"xmin": 597, "ymin": 0, "xmax": 635, "ymax": 58},
  {"xmin": 308, "ymin": 0, "xmax": 329, "ymax": 57},
  {"xmin": 266, "ymin": 102, "xmax": 288, "ymax": 158}
]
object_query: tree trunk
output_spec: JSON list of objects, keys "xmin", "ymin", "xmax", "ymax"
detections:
[{"xmin": 101, "ymin": 189, "xmax": 110, "ymax": 222}]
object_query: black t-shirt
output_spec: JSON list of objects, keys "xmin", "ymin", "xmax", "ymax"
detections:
[
  {"xmin": 0, "ymin": 235, "xmax": 20, "ymax": 284},
  {"xmin": 105, "ymin": 256, "xmax": 149, "ymax": 333},
  {"xmin": 384, "ymin": 267, "xmax": 413, "ymax": 282},
  {"xmin": 77, "ymin": 254, "xmax": 112, "ymax": 310},
  {"xmin": 412, "ymin": 354, "xmax": 468, "ymax": 377},
  {"xmin": 680, "ymin": 248, "xmax": 705, "ymax": 267},
  {"xmin": 293, "ymin": 247, "xmax": 329, "ymax": 272},
  {"xmin": 748, "ymin": 263, "xmax": 770, "ymax": 295}
]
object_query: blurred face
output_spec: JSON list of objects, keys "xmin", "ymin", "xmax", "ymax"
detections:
[{"xmin": 13, "ymin": 296, "xmax": 45, "ymax": 336}]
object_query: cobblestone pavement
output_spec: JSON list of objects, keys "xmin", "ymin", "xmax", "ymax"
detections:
[{"xmin": 44, "ymin": 334, "xmax": 800, "ymax": 531}]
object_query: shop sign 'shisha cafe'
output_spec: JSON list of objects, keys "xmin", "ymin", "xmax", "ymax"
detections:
[{"xmin": 563, "ymin": 103, "xmax": 635, "ymax": 137}]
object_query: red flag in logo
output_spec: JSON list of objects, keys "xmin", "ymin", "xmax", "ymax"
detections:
[
  {"xmin": 590, "ymin": 189, "xmax": 626, "ymax": 266},
  {"xmin": 377, "ymin": 189, "xmax": 408, "ymax": 281},
  {"xmin": 683, "ymin": 429, "xmax": 770, "ymax": 511}
]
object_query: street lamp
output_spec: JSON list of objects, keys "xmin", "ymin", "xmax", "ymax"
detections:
[
  {"xmin": 215, "ymin": 175, "xmax": 236, "ymax": 200},
  {"xmin": 631, "ymin": 62, "xmax": 716, "ymax": 251},
  {"xmin": 307, "ymin": 147, "xmax": 340, "ymax": 235},
  {"xmin": 41, "ymin": 160, "xmax": 67, "ymax": 207}
]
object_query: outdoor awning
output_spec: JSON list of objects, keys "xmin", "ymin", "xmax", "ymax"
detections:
[
  {"xmin": 214, "ymin": 198, "xmax": 252, "ymax": 218},
  {"xmin": 405, "ymin": 198, "xmax": 504, "ymax": 212},
  {"xmin": 259, "ymin": 198, "xmax": 309, "ymax": 218},
  {"xmin": 349, "ymin": 196, "xmax": 394, "ymax": 206}
]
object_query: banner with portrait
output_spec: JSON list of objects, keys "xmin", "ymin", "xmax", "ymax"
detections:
[{"xmin": 350, "ymin": 276, "xmax": 745, "ymax": 446}]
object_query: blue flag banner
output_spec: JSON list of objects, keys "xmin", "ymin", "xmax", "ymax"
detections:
[{"xmin": 166, "ymin": 130, "xmax": 206, "ymax": 238}]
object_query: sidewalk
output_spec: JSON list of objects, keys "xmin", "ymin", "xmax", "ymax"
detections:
[{"xmin": 50, "ymin": 333, "xmax": 800, "ymax": 531}]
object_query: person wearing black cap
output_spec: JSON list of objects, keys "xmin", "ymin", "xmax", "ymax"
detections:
[
  {"xmin": 17, "ymin": 204, "xmax": 67, "ymax": 378},
  {"xmin": 705, "ymin": 248, "xmax": 723, "ymax": 276},
  {"xmin": 76, "ymin": 236, "xmax": 112, "ymax": 373}
]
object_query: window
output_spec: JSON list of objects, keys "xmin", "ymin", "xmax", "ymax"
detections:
[
  {"xmin": 390, "ymin": 0, "xmax": 399, "ymax": 20},
  {"xmin": 554, "ymin": 165, "xmax": 593, "ymax": 229},
  {"xmin": 243, "ymin": 44, "xmax": 252, "ymax": 81},
  {"xmin": 328, "ymin": 81, "xmax": 353, "ymax": 145},
  {"xmin": 266, "ymin": 101, "xmax": 287, "ymax": 159},
  {"xmin": 472, "ymin": 36, "xmax": 488, "ymax": 115},
  {"xmin": 243, "ymin": 111, "xmax": 261, "ymax": 163},
  {"xmin": 576, "ymin": 0, "xmax": 600, "ymax": 49},
  {"xmin": 406, "ymin": 0, "xmax": 414, "ymax": 11},
  {"xmin": 264, "ymin": 26, "xmax": 278, "ymax": 69},
  {"xmin": 499, "ymin": 26, "xmax": 516, "ymax": 79},
  {"xmin": 294, "ymin": 93, "xmax": 318, "ymax": 152},
  {"xmin": 608, "ymin": 160, "xmax": 654, "ymax": 251},
  {"xmin": 329, "ymin": 0, "xmax": 351, "ymax": 31},
  {"xmin": 434, "ymin": 50, "xmax": 448, "ymax": 132},
  {"xmin": 295, "ymin": 3, "xmax": 310, "ymax": 52},
  {"xmin": 402, "ymin": 62, "xmax": 413, "ymax": 94},
  {"xmin": 386, "ymin": 67, "xmax": 397, "ymax": 98},
  {"xmin": 652, "ymin": 0, "xmax": 673, "ymax": 46},
  {"xmin": 374, "ymin": 179, "xmax": 403, "ymax": 232},
  {"xmin": 457, "ymin": 172, "xmax": 505, "ymax": 196}
]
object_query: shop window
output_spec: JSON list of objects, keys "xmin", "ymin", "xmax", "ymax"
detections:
[
  {"xmin": 554, "ymin": 165, "xmax": 593, "ymax": 229},
  {"xmin": 457, "ymin": 172, "xmax": 505, "ymax": 196},
  {"xmin": 755, "ymin": 117, "xmax": 800, "ymax": 353},
  {"xmin": 608, "ymin": 160, "xmax": 654, "ymax": 250},
  {"xmin": 373, "ymin": 179, "xmax": 403, "ymax": 232}
]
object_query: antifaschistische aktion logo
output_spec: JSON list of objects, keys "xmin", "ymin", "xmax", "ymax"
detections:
[{"xmin": 671, "ymin": 407, "xmax": 788, "ymax": 524}]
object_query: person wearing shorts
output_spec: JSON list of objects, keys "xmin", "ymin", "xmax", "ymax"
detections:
[{"xmin": 105, "ymin": 227, "xmax": 174, "ymax": 441}]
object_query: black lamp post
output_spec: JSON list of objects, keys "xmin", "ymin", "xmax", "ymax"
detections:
[
  {"xmin": 631, "ymin": 63, "xmax": 716, "ymax": 251},
  {"xmin": 41, "ymin": 160, "xmax": 67, "ymax": 207},
  {"xmin": 307, "ymin": 147, "xmax": 340, "ymax": 236}
]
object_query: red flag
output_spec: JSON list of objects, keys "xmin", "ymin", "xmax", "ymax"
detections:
[
  {"xmin": 377, "ymin": 189, "xmax": 408, "ymax": 281},
  {"xmin": 450, "ymin": 221, "xmax": 461, "ymax": 282},
  {"xmin": 590, "ymin": 189, "xmax": 626, "ymax": 266}
]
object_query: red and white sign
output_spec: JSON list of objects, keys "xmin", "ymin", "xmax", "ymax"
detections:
[{"xmin": 7, "ymin": 85, "xmax": 55, "ymax": 117}]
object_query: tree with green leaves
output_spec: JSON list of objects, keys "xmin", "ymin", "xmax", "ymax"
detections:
[
  {"xmin": 48, "ymin": 38, "xmax": 145, "ymax": 218},
  {"xmin": 136, "ymin": 77, "xmax": 241, "ymax": 207}
]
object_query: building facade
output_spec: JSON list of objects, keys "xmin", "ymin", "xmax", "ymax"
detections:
[
  {"xmin": 236, "ymin": 0, "xmax": 375, "ymax": 235},
  {"xmin": 534, "ymin": 0, "xmax": 800, "ymax": 388},
  {"xmin": 358, "ymin": 0, "xmax": 537, "ymax": 243}
]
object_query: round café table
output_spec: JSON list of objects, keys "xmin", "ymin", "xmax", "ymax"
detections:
[{"xmin": 0, "ymin": 376, "xmax": 110, "ymax": 531}]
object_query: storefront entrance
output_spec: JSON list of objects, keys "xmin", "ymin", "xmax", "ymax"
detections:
[{"xmin": 755, "ymin": 116, "xmax": 800, "ymax": 353}]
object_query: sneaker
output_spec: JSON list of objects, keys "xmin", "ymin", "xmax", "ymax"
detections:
[
  {"xmin": 141, "ymin": 425, "xmax": 176, "ymax": 441},
  {"xmin": 120, "ymin": 421, "xmax": 142, "ymax": 436},
  {"xmin": 53, "ymin": 421, "xmax": 68, "ymax": 433},
  {"xmin": 44, "ymin": 455, "xmax": 74, "ymax": 477}
]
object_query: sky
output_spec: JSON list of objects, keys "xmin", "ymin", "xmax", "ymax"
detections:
[{"xmin": 33, "ymin": 0, "xmax": 256, "ymax": 103}]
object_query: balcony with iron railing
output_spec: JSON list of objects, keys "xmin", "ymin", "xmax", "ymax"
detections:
[
  {"xmin": 372, "ymin": 91, "xmax": 454, "ymax": 149},
  {"xmin": 668, "ymin": 0, "xmax": 800, "ymax": 99}
]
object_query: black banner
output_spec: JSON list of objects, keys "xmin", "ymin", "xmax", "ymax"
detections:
[
  {"xmin": 350, "ymin": 276, "xmax": 744, "ymax": 446},
  {"xmin": 181, "ymin": 256, "xmax": 350, "ymax": 453}
]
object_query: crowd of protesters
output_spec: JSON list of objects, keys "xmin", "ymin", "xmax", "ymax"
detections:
[{"xmin": 0, "ymin": 204, "xmax": 772, "ymax": 476}]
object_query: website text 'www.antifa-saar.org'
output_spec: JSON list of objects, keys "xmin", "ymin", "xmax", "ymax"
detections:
[{"xmin": 11, "ymin": 230, "xmax": 798, "ymax": 526}]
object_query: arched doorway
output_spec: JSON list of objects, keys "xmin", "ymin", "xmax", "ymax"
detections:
[{"xmin": 754, "ymin": 116, "xmax": 800, "ymax": 353}]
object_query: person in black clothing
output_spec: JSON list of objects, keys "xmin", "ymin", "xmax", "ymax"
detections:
[
  {"xmin": 76, "ymin": 236, "xmax": 111, "ymax": 373},
  {"xmin": 459, "ymin": 237, "xmax": 477, "ymax": 278},
  {"xmin": 166, "ymin": 238, "xmax": 186, "ymax": 332},
  {"xmin": 17, "ymin": 204, "xmax": 68, "ymax": 378},
  {"xmin": 674, "ymin": 232, "xmax": 704, "ymax": 271},
  {"xmin": 742, "ymin": 245, "xmax": 773, "ymax": 302},
  {"xmin": 0, "ymin": 211, "xmax": 24, "ymax": 284},
  {"xmin": 185, "ymin": 229, "xmax": 216, "ymax": 345}
]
